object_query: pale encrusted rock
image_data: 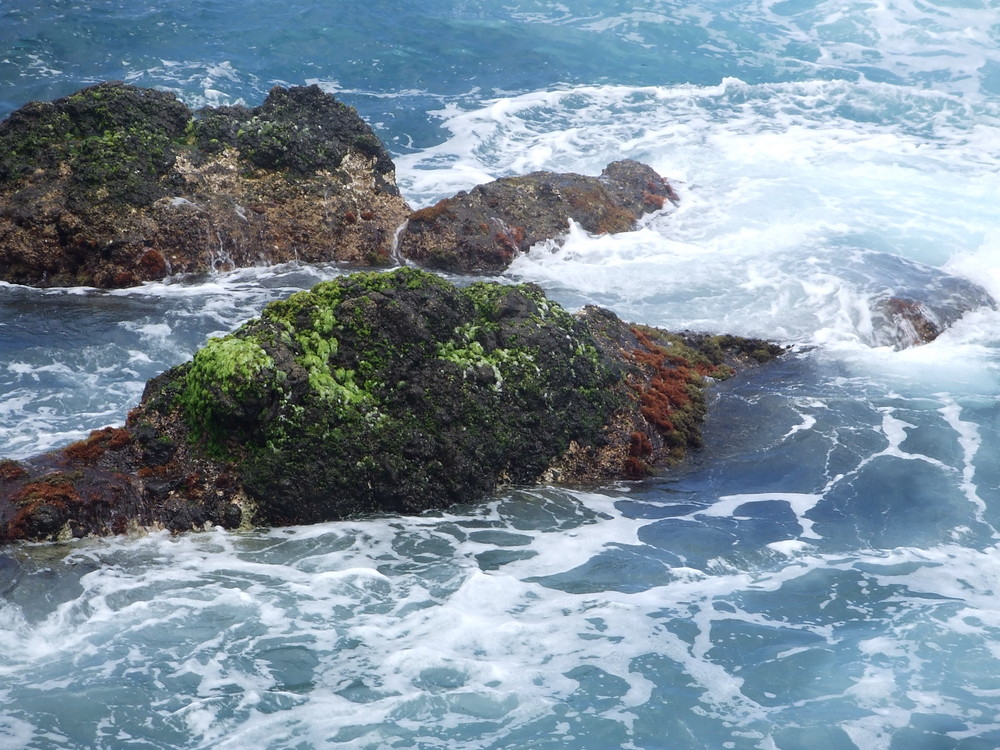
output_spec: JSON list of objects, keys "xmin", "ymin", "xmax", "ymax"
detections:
[{"xmin": 0, "ymin": 83, "xmax": 411, "ymax": 287}]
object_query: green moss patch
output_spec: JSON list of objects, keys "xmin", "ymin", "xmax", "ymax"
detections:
[
  {"xmin": 177, "ymin": 335, "xmax": 281, "ymax": 456},
  {"xmin": 0, "ymin": 82, "xmax": 190, "ymax": 209},
  {"xmin": 154, "ymin": 267, "xmax": 622, "ymax": 523}
]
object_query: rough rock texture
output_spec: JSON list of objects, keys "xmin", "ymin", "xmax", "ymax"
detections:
[
  {"xmin": 396, "ymin": 160, "xmax": 679, "ymax": 274},
  {"xmin": 859, "ymin": 254, "xmax": 996, "ymax": 349},
  {"xmin": 0, "ymin": 82, "xmax": 411, "ymax": 287},
  {"xmin": 872, "ymin": 290, "xmax": 995, "ymax": 349},
  {"xmin": 0, "ymin": 82, "xmax": 682, "ymax": 286},
  {"xmin": 0, "ymin": 268, "xmax": 782, "ymax": 542}
]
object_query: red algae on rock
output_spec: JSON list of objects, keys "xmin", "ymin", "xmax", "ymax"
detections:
[
  {"xmin": 63, "ymin": 426, "xmax": 133, "ymax": 464},
  {"xmin": 0, "ymin": 270, "xmax": 784, "ymax": 543}
]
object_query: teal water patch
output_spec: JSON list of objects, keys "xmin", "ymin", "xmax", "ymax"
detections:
[{"xmin": 5, "ymin": 482, "xmax": 1000, "ymax": 748}]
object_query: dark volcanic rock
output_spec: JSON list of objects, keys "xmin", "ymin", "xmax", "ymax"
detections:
[
  {"xmin": 0, "ymin": 82, "xmax": 411, "ymax": 288},
  {"xmin": 0, "ymin": 268, "xmax": 782, "ymax": 542},
  {"xmin": 396, "ymin": 160, "xmax": 679, "ymax": 274}
]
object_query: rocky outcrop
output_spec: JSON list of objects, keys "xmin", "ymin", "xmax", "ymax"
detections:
[
  {"xmin": 0, "ymin": 83, "xmax": 683, "ymax": 287},
  {"xmin": 0, "ymin": 268, "xmax": 782, "ymax": 542},
  {"xmin": 0, "ymin": 82, "xmax": 411, "ymax": 287},
  {"xmin": 397, "ymin": 160, "xmax": 679, "ymax": 274}
]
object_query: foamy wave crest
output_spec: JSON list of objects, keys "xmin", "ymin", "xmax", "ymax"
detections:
[{"xmin": 396, "ymin": 80, "xmax": 999, "ymax": 356}]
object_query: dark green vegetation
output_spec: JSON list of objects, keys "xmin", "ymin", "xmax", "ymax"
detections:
[
  {"xmin": 0, "ymin": 82, "xmax": 409, "ymax": 287},
  {"xmin": 145, "ymin": 267, "xmax": 624, "ymax": 523},
  {"xmin": 195, "ymin": 86, "xmax": 397, "ymax": 190},
  {"xmin": 0, "ymin": 269, "xmax": 784, "ymax": 542},
  {"xmin": 0, "ymin": 82, "xmax": 397, "ymax": 208},
  {"xmin": 0, "ymin": 82, "xmax": 190, "ymax": 211}
]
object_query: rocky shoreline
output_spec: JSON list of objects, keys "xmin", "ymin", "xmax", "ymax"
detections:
[
  {"xmin": 0, "ymin": 82, "xmax": 991, "ymax": 543},
  {"xmin": 0, "ymin": 82, "xmax": 677, "ymax": 288}
]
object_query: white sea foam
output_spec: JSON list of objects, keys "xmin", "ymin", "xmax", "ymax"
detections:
[
  {"xmin": 762, "ymin": 0, "xmax": 1000, "ymax": 99},
  {"xmin": 7, "ymin": 493, "xmax": 1000, "ymax": 748},
  {"xmin": 694, "ymin": 493, "xmax": 824, "ymax": 540},
  {"xmin": 125, "ymin": 59, "xmax": 255, "ymax": 110},
  {"xmin": 0, "ymin": 707, "xmax": 34, "ymax": 750},
  {"xmin": 937, "ymin": 396, "xmax": 989, "ymax": 525},
  {"xmin": 394, "ymin": 79, "xmax": 1000, "ymax": 372}
]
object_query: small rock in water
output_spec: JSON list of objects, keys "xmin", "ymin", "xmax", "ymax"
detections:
[{"xmin": 396, "ymin": 160, "xmax": 679, "ymax": 274}]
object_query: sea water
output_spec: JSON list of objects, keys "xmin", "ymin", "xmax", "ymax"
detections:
[{"xmin": 1, "ymin": 1, "xmax": 999, "ymax": 748}]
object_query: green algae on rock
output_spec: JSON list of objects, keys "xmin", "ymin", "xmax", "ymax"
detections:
[
  {"xmin": 0, "ymin": 82, "xmax": 410, "ymax": 288},
  {"xmin": 153, "ymin": 267, "xmax": 627, "ymax": 523},
  {"xmin": 0, "ymin": 268, "xmax": 784, "ymax": 542}
]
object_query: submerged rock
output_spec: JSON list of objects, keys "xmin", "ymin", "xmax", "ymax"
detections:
[
  {"xmin": 396, "ymin": 160, "xmax": 679, "ymax": 274},
  {"xmin": 871, "ymin": 288, "xmax": 995, "ymax": 349},
  {"xmin": 875, "ymin": 297, "xmax": 946, "ymax": 347},
  {"xmin": 862, "ymin": 255, "xmax": 996, "ymax": 349},
  {"xmin": 0, "ymin": 82, "xmax": 410, "ymax": 287},
  {"xmin": 0, "ymin": 268, "xmax": 782, "ymax": 542}
]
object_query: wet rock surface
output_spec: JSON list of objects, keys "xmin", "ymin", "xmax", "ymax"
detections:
[
  {"xmin": 863, "ymin": 255, "xmax": 996, "ymax": 349},
  {"xmin": 872, "ymin": 290, "xmax": 995, "ymax": 349},
  {"xmin": 396, "ymin": 159, "xmax": 679, "ymax": 274},
  {"xmin": 0, "ymin": 268, "xmax": 783, "ymax": 542},
  {"xmin": 0, "ymin": 83, "xmax": 682, "ymax": 287},
  {"xmin": 0, "ymin": 82, "xmax": 411, "ymax": 287}
]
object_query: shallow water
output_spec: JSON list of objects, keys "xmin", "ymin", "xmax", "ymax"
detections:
[{"xmin": 1, "ymin": 1, "xmax": 999, "ymax": 748}]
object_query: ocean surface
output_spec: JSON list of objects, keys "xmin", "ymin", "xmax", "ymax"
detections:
[{"xmin": 1, "ymin": 1, "xmax": 999, "ymax": 748}]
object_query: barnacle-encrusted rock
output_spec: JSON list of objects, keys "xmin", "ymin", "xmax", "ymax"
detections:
[
  {"xmin": 0, "ymin": 268, "xmax": 782, "ymax": 542},
  {"xmin": 0, "ymin": 82, "xmax": 411, "ymax": 287}
]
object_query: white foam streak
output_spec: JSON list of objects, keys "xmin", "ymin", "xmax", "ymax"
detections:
[
  {"xmin": 695, "ymin": 493, "xmax": 825, "ymax": 540},
  {"xmin": 937, "ymin": 396, "xmax": 989, "ymax": 526}
]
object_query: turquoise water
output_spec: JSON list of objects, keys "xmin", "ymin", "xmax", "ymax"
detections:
[{"xmin": 1, "ymin": 1, "xmax": 1000, "ymax": 748}]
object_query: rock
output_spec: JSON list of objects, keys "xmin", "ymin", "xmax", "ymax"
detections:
[
  {"xmin": 396, "ymin": 160, "xmax": 679, "ymax": 274},
  {"xmin": 824, "ymin": 251, "xmax": 997, "ymax": 349},
  {"xmin": 0, "ymin": 83, "xmax": 411, "ymax": 288},
  {"xmin": 872, "ymin": 289, "xmax": 995, "ymax": 349},
  {"xmin": 0, "ymin": 82, "xmax": 680, "ymax": 285},
  {"xmin": 0, "ymin": 268, "xmax": 782, "ymax": 542},
  {"xmin": 876, "ymin": 297, "xmax": 945, "ymax": 347}
]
